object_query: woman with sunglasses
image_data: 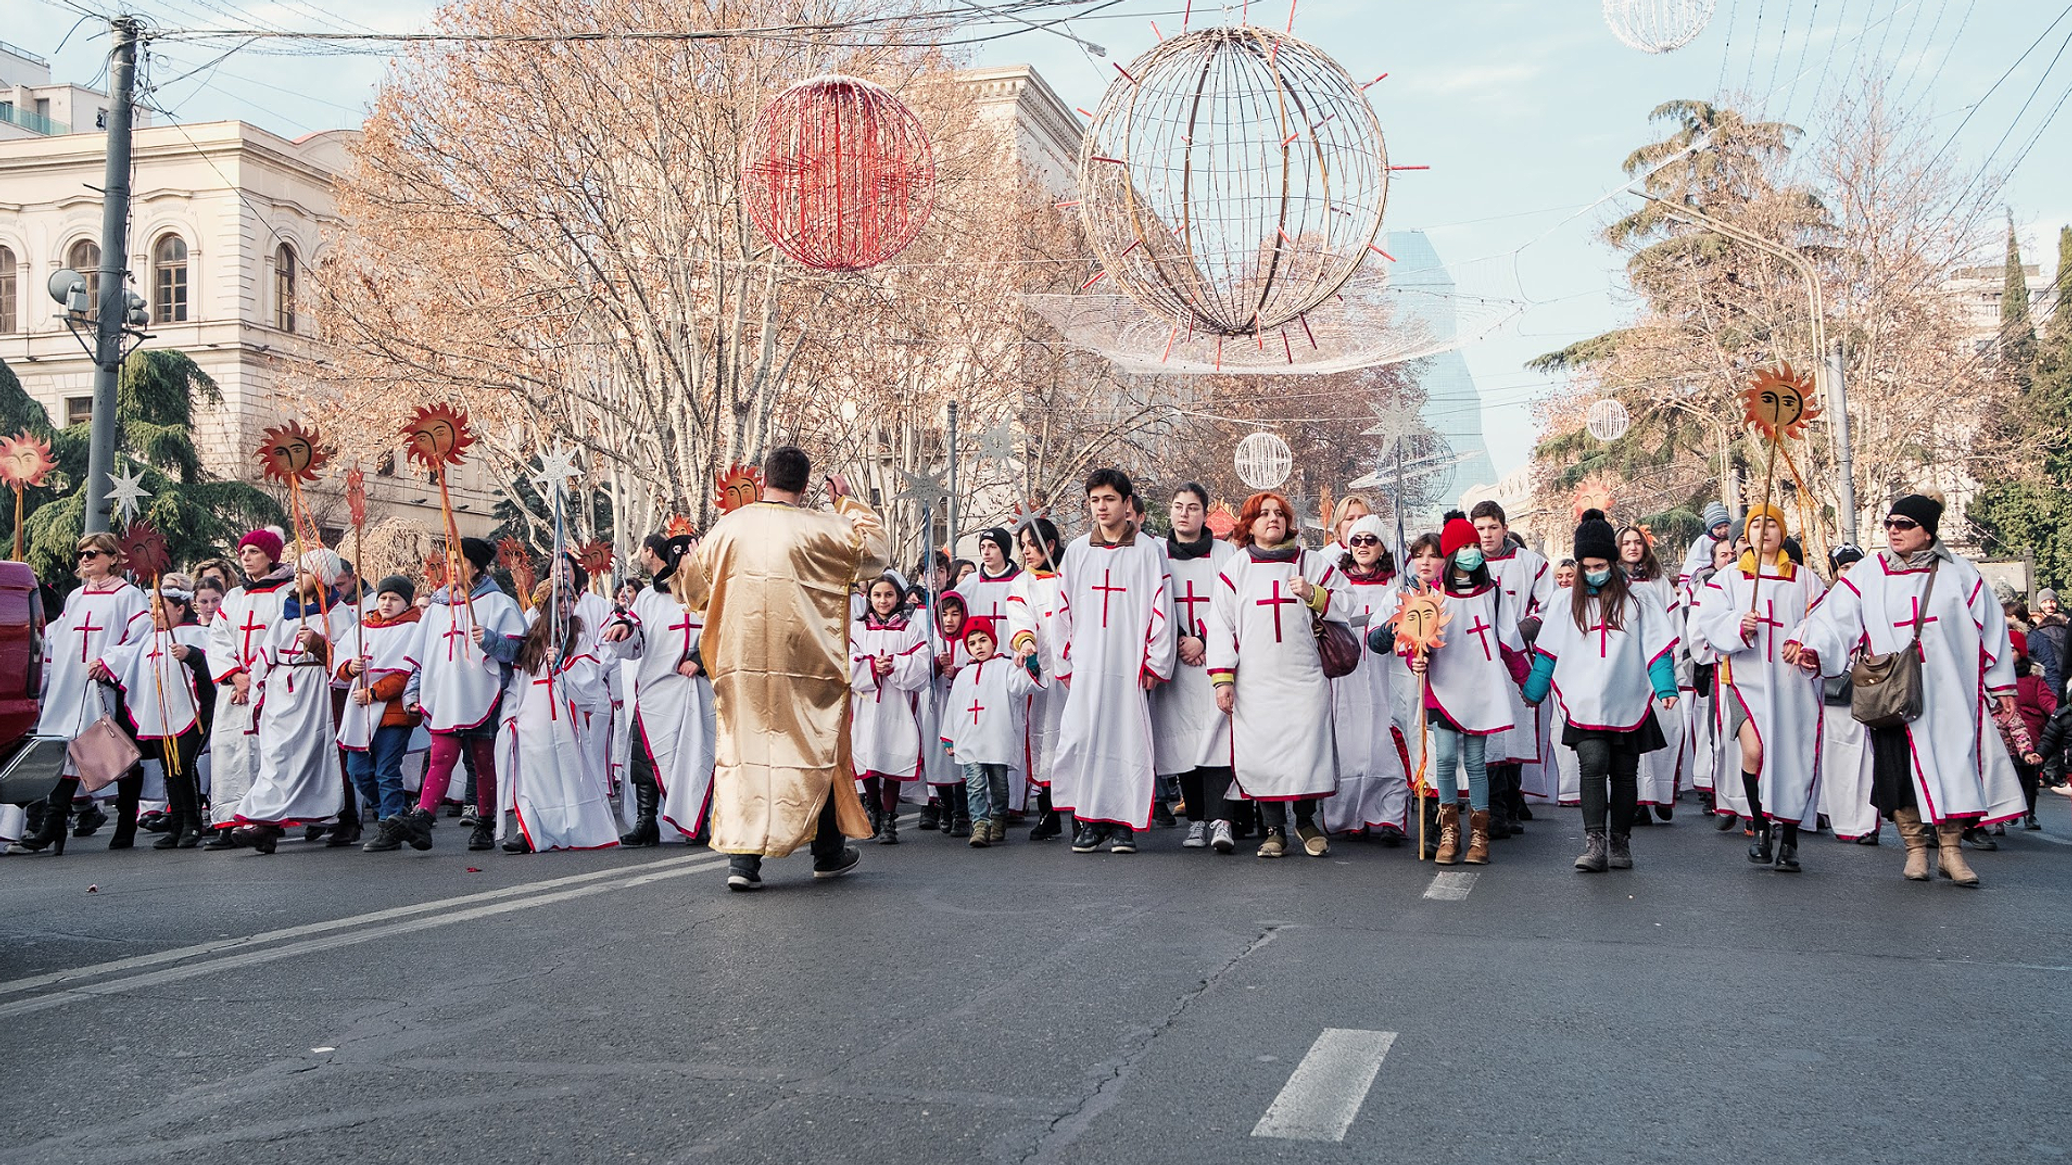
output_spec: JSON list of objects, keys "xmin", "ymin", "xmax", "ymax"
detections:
[
  {"xmin": 1786, "ymin": 494, "xmax": 2026, "ymax": 886},
  {"xmin": 1323, "ymin": 515, "xmax": 1410, "ymax": 844},
  {"xmin": 10, "ymin": 534, "xmax": 151, "ymax": 854}
]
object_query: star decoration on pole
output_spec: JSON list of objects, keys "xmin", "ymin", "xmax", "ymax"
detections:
[
  {"xmin": 978, "ymin": 420, "xmax": 1016, "ymax": 465},
  {"xmin": 1008, "ymin": 500, "xmax": 1052, "ymax": 539},
  {"xmin": 106, "ymin": 458, "xmax": 151, "ymax": 525},
  {"xmin": 530, "ymin": 440, "xmax": 582, "ymax": 499},
  {"xmin": 894, "ymin": 467, "xmax": 950, "ymax": 509},
  {"xmin": 1360, "ymin": 400, "xmax": 1418, "ymax": 460}
]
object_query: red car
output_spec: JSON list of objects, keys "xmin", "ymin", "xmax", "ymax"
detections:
[{"xmin": 0, "ymin": 561, "xmax": 46, "ymax": 749}]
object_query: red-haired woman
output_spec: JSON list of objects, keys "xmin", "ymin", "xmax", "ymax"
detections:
[{"xmin": 1206, "ymin": 491, "xmax": 1347, "ymax": 859}]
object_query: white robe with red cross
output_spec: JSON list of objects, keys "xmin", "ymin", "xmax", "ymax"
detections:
[
  {"xmin": 849, "ymin": 613, "xmax": 930, "ymax": 781},
  {"xmin": 1484, "ymin": 547, "xmax": 1555, "ymax": 783},
  {"xmin": 1325, "ymin": 572, "xmax": 1410, "ymax": 831},
  {"xmin": 416, "ymin": 585, "xmax": 526, "ymax": 733},
  {"xmin": 1788, "ymin": 548, "xmax": 2026, "ymax": 826},
  {"xmin": 1694, "ymin": 556, "xmax": 1827, "ymax": 827},
  {"xmin": 205, "ymin": 574, "xmax": 293, "ymax": 824},
  {"xmin": 1007, "ymin": 568, "xmax": 1069, "ymax": 792},
  {"xmin": 1150, "ymin": 540, "xmax": 1235, "ymax": 777},
  {"xmin": 611, "ymin": 583, "xmax": 718, "ymax": 839},
  {"xmin": 1049, "ymin": 531, "xmax": 1174, "ymax": 829},
  {"xmin": 100, "ymin": 624, "xmax": 208, "ymax": 741},
  {"xmin": 941, "ymin": 654, "xmax": 1044, "ymax": 768},
  {"xmin": 41, "ymin": 580, "xmax": 149, "ymax": 774},
  {"xmin": 501, "ymin": 649, "xmax": 620, "ymax": 850},
  {"xmin": 1207, "ymin": 546, "xmax": 1343, "ymax": 802},
  {"xmin": 955, "ymin": 565, "xmax": 1029, "ymax": 805},
  {"xmin": 239, "ymin": 602, "xmax": 357, "ymax": 827},
  {"xmin": 1421, "ymin": 583, "xmax": 1521, "ymax": 736},
  {"xmin": 1630, "ymin": 574, "xmax": 1688, "ymax": 806}
]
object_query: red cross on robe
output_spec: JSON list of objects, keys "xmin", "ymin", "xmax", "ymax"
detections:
[
  {"xmin": 1091, "ymin": 570, "xmax": 1129, "ymax": 630},
  {"xmin": 1255, "ymin": 578, "xmax": 1300, "ymax": 643}
]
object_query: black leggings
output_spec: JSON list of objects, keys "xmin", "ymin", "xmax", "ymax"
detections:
[
  {"xmin": 1573, "ymin": 732, "xmax": 1640, "ymax": 834},
  {"xmin": 1258, "ymin": 798, "xmax": 1318, "ymax": 832},
  {"xmin": 1178, "ymin": 766, "xmax": 1235, "ymax": 823}
]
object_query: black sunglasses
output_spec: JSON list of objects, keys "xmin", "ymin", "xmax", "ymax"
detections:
[
  {"xmin": 1883, "ymin": 517, "xmax": 1920, "ymax": 531},
  {"xmin": 1348, "ymin": 535, "xmax": 1382, "ymax": 546},
  {"xmin": 77, "ymin": 549, "xmax": 104, "ymax": 560}
]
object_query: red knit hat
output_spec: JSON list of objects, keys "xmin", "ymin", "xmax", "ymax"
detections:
[
  {"xmin": 1441, "ymin": 517, "xmax": 1478, "ymax": 559},
  {"xmin": 2011, "ymin": 629, "xmax": 2028, "ymax": 659},
  {"xmin": 961, "ymin": 615, "xmax": 998, "ymax": 646},
  {"xmin": 237, "ymin": 528, "xmax": 284, "ymax": 562}
]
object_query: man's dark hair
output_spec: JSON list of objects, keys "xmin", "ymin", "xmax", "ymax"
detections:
[
  {"xmin": 764, "ymin": 445, "xmax": 812, "ymax": 494},
  {"xmin": 1469, "ymin": 500, "xmax": 1507, "ymax": 525},
  {"xmin": 1085, "ymin": 467, "xmax": 1134, "ymax": 500},
  {"xmin": 1174, "ymin": 481, "xmax": 1211, "ymax": 510}
]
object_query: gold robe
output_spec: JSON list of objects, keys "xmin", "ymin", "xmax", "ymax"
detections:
[{"xmin": 677, "ymin": 496, "xmax": 887, "ymax": 857}]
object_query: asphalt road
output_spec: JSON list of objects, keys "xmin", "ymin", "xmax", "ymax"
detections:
[{"xmin": 1, "ymin": 794, "xmax": 2067, "ymax": 1165}]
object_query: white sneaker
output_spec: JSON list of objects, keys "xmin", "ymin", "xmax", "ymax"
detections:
[
  {"xmin": 1182, "ymin": 821, "xmax": 1208, "ymax": 848},
  {"xmin": 1209, "ymin": 819, "xmax": 1234, "ymax": 854}
]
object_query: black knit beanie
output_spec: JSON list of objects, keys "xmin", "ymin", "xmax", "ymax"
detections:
[{"xmin": 1573, "ymin": 508, "xmax": 1618, "ymax": 562}]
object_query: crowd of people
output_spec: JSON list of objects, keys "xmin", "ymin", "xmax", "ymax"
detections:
[{"xmin": 8, "ymin": 457, "xmax": 2062, "ymax": 892}]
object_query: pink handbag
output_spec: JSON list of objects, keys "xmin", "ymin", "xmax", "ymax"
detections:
[{"xmin": 68, "ymin": 687, "xmax": 141, "ymax": 793}]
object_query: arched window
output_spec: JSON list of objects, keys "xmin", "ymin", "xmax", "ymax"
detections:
[
  {"xmin": 152, "ymin": 234, "xmax": 188, "ymax": 324},
  {"xmin": 67, "ymin": 239, "xmax": 100, "ymax": 321},
  {"xmin": 0, "ymin": 247, "xmax": 16, "ymax": 334},
  {"xmin": 274, "ymin": 243, "xmax": 296, "ymax": 333}
]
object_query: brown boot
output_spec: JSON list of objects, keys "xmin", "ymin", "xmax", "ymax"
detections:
[
  {"xmin": 1464, "ymin": 810, "xmax": 1491, "ymax": 864},
  {"xmin": 1893, "ymin": 807, "xmax": 1933, "ymax": 881},
  {"xmin": 1434, "ymin": 804, "xmax": 1461, "ymax": 865},
  {"xmin": 1935, "ymin": 822, "xmax": 1980, "ymax": 887}
]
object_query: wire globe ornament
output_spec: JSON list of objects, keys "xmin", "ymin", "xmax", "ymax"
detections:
[
  {"xmin": 1078, "ymin": 26, "xmax": 1388, "ymax": 337},
  {"xmin": 1585, "ymin": 397, "xmax": 1631, "ymax": 442},
  {"xmin": 1602, "ymin": 0, "xmax": 1718, "ymax": 54},
  {"xmin": 741, "ymin": 75, "xmax": 938, "ymax": 272},
  {"xmin": 1233, "ymin": 431, "xmax": 1294, "ymax": 491}
]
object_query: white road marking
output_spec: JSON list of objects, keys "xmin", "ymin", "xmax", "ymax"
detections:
[
  {"xmin": 2025, "ymin": 832, "xmax": 2072, "ymax": 847},
  {"xmin": 0, "ymin": 852, "xmax": 738, "ymax": 1019},
  {"xmin": 0, "ymin": 848, "xmax": 725, "ymax": 1000},
  {"xmin": 1422, "ymin": 871, "xmax": 1479, "ymax": 900},
  {"xmin": 1251, "ymin": 1028, "xmax": 1398, "ymax": 1142}
]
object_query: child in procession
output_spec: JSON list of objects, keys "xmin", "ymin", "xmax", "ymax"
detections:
[
  {"xmin": 940, "ymin": 616, "xmax": 1043, "ymax": 848},
  {"xmin": 850, "ymin": 574, "xmax": 931, "ymax": 844},
  {"xmin": 341, "ymin": 576, "xmax": 424, "ymax": 853}
]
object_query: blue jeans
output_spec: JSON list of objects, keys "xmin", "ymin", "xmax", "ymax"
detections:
[
  {"xmin": 345, "ymin": 725, "xmax": 413, "ymax": 820},
  {"xmin": 963, "ymin": 762, "xmax": 1009, "ymax": 822},
  {"xmin": 1431, "ymin": 725, "xmax": 1489, "ymax": 811}
]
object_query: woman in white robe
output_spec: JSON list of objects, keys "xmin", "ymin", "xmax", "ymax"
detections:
[
  {"xmin": 1207, "ymin": 491, "xmax": 1344, "ymax": 860},
  {"xmin": 850, "ymin": 576, "xmax": 930, "ymax": 844},
  {"xmin": 1324, "ymin": 515, "xmax": 1408, "ymax": 841},
  {"xmin": 1695, "ymin": 506, "xmax": 1827, "ymax": 871},
  {"xmin": 1620, "ymin": 524, "xmax": 1687, "ymax": 818},
  {"xmin": 235, "ymin": 552, "xmax": 357, "ymax": 852},
  {"xmin": 603, "ymin": 548, "xmax": 717, "ymax": 845},
  {"xmin": 1786, "ymin": 494, "xmax": 2022, "ymax": 886},
  {"xmin": 499, "ymin": 601, "xmax": 619, "ymax": 852},
  {"xmin": 97, "ymin": 587, "xmax": 210, "ymax": 849},
  {"xmin": 1008, "ymin": 518, "xmax": 1073, "ymax": 840}
]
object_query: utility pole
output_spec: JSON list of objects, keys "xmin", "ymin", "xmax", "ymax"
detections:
[
  {"xmin": 82, "ymin": 16, "xmax": 141, "ymax": 535},
  {"xmin": 1826, "ymin": 338, "xmax": 1858, "ymax": 546}
]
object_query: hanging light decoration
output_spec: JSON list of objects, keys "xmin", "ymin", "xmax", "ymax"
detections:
[
  {"xmin": 1077, "ymin": 26, "xmax": 1388, "ymax": 337},
  {"xmin": 1585, "ymin": 397, "xmax": 1632, "ymax": 442},
  {"xmin": 1233, "ymin": 431, "xmax": 1294, "ymax": 491},
  {"xmin": 1602, "ymin": 0, "xmax": 1718, "ymax": 54},
  {"xmin": 740, "ymin": 75, "xmax": 937, "ymax": 272}
]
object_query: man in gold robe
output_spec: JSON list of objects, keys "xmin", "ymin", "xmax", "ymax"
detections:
[{"xmin": 675, "ymin": 446, "xmax": 887, "ymax": 891}]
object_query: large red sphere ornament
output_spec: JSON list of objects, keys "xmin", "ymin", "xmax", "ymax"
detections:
[{"xmin": 741, "ymin": 75, "xmax": 937, "ymax": 272}]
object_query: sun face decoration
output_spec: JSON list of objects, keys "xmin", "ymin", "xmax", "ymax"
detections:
[
  {"xmin": 401, "ymin": 404, "xmax": 475, "ymax": 473},
  {"xmin": 256, "ymin": 421, "xmax": 329, "ymax": 485},
  {"xmin": 1204, "ymin": 501, "xmax": 1239, "ymax": 540},
  {"xmin": 1742, "ymin": 364, "xmax": 1820, "ymax": 441},
  {"xmin": 577, "ymin": 539, "xmax": 614, "ymax": 581},
  {"xmin": 421, "ymin": 552, "xmax": 450, "ymax": 590},
  {"xmin": 714, "ymin": 463, "xmax": 763, "ymax": 514},
  {"xmin": 1392, "ymin": 590, "xmax": 1451, "ymax": 658},
  {"xmin": 663, "ymin": 515, "xmax": 699, "ymax": 539},
  {"xmin": 1571, "ymin": 474, "xmax": 1616, "ymax": 522},
  {"xmin": 496, "ymin": 536, "xmax": 537, "ymax": 607},
  {"xmin": 0, "ymin": 432, "xmax": 56, "ymax": 489},
  {"xmin": 118, "ymin": 519, "xmax": 171, "ymax": 582}
]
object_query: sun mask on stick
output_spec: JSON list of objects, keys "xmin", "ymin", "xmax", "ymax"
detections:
[
  {"xmin": 1740, "ymin": 364, "xmax": 1819, "ymax": 610},
  {"xmin": 401, "ymin": 404, "xmax": 479, "ymax": 635},
  {"xmin": 120, "ymin": 518, "xmax": 187, "ymax": 780},
  {"xmin": 0, "ymin": 431, "xmax": 55, "ymax": 561},
  {"xmin": 714, "ymin": 463, "xmax": 763, "ymax": 514},
  {"xmin": 1391, "ymin": 588, "xmax": 1450, "ymax": 846}
]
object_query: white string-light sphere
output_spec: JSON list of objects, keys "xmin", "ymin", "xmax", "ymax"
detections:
[
  {"xmin": 1602, "ymin": 0, "xmax": 1718, "ymax": 54},
  {"xmin": 1586, "ymin": 397, "xmax": 1632, "ymax": 442},
  {"xmin": 1234, "ymin": 431, "xmax": 1294, "ymax": 490},
  {"xmin": 1078, "ymin": 26, "xmax": 1388, "ymax": 337}
]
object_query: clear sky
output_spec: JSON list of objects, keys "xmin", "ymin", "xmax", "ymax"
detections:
[{"xmin": 14, "ymin": 0, "xmax": 2071, "ymax": 483}]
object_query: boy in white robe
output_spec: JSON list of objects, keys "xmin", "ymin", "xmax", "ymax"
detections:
[
  {"xmin": 599, "ymin": 532, "xmax": 717, "ymax": 846},
  {"xmin": 233, "ymin": 550, "xmax": 357, "ymax": 853},
  {"xmin": 1148, "ymin": 485, "xmax": 1238, "ymax": 851},
  {"xmin": 341, "ymin": 576, "xmax": 424, "ymax": 852},
  {"xmin": 941, "ymin": 616, "xmax": 1042, "ymax": 846},
  {"xmin": 1787, "ymin": 494, "xmax": 2020, "ymax": 887},
  {"xmin": 1472, "ymin": 501, "xmax": 1554, "ymax": 835},
  {"xmin": 1032, "ymin": 468, "xmax": 1174, "ymax": 855},
  {"xmin": 955, "ymin": 528, "xmax": 1030, "ymax": 810}
]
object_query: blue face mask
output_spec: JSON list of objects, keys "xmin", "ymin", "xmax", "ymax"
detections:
[
  {"xmin": 1454, "ymin": 547, "xmax": 1484, "ymax": 571},
  {"xmin": 1583, "ymin": 568, "xmax": 1613, "ymax": 588}
]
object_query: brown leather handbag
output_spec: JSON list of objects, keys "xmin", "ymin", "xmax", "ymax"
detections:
[
  {"xmin": 1312, "ymin": 612, "xmax": 1361, "ymax": 679},
  {"xmin": 68, "ymin": 685, "xmax": 142, "ymax": 793},
  {"xmin": 1850, "ymin": 560, "xmax": 1937, "ymax": 729}
]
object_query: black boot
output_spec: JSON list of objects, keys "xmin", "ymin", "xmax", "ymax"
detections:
[
  {"xmin": 876, "ymin": 807, "xmax": 900, "ymax": 845},
  {"xmin": 619, "ymin": 778, "xmax": 661, "ymax": 847},
  {"xmin": 468, "ymin": 821, "xmax": 496, "ymax": 851},
  {"xmin": 947, "ymin": 787, "xmax": 972, "ymax": 838},
  {"xmin": 8, "ymin": 800, "xmax": 69, "ymax": 855},
  {"xmin": 1748, "ymin": 821, "xmax": 1773, "ymax": 864},
  {"xmin": 201, "ymin": 823, "xmax": 242, "ymax": 849},
  {"xmin": 917, "ymin": 798, "xmax": 941, "ymax": 831},
  {"xmin": 72, "ymin": 799, "xmax": 108, "ymax": 838},
  {"xmin": 1418, "ymin": 796, "xmax": 1441, "ymax": 861},
  {"xmin": 402, "ymin": 807, "xmax": 435, "ymax": 851}
]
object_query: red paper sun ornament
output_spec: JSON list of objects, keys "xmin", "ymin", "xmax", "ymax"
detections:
[
  {"xmin": 1204, "ymin": 502, "xmax": 1239, "ymax": 540},
  {"xmin": 0, "ymin": 432, "xmax": 56, "ymax": 488},
  {"xmin": 256, "ymin": 421, "xmax": 329, "ymax": 485},
  {"xmin": 421, "ymin": 553, "xmax": 450, "ymax": 590},
  {"xmin": 496, "ymin": 536, "xmax": 537, "ymax": 605},
  {"xmin": 663, "ymin": 515, "xmax": 699, "ymax": 540},
  {"xmin": 344, "ymin": 465, "xmax": 368, "ymax": 526},
  {"xmin": 118, "ymin": 520, "xmax": 171, "ymax": 582},
  {"xmin": 741, "ymin": 75, "xmax": 937, "ymax": 272},
  {"xmin": 401, "ymin": 404, "xmax": 475, "ymax": 473},
  {"xmin": 577, "ymin": 539, "xmax": 615, "ymax": 581},
  {"xmin": 714, "ymin": 463, "xmax": 764, "ymax": 514}
]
